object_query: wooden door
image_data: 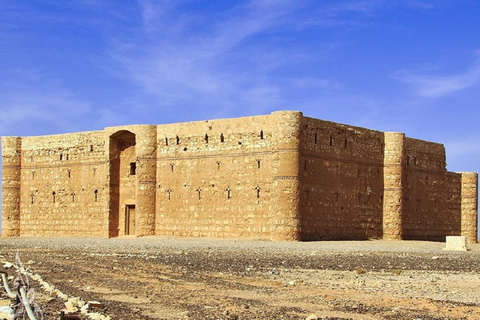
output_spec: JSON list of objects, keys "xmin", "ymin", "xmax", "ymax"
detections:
[{"xmin": 125, "ymin": 205, "xmax": 136, "ymax": 235}]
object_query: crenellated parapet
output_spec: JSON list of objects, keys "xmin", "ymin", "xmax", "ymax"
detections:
[{"xmin": 1, "ymin": 137, "xmax": 22, "ymax": 237}]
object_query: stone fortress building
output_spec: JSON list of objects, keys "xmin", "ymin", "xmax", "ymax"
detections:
[{"xmin": 1, "ymin": 111, "xmax": 478, "ymax": 242}]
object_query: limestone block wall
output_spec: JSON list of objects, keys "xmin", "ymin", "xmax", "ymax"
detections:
[
  {"xmin": 461, "ymin": 172, "xmax": 478, "ymax": 243},
  {"xmin": 1, "ymin": 110, "xmax": 477, "ymax": 241},
  {"xmin": 154, "ymin": 112, "xmax": 300, "ymax": 240},
  {"xmin": 382, "ymin": 132, "xmax": 405, "ymax": 240},
  {"xmin": 1, "ymin": 137, "xmax": 22, "ymax": 237},
  {"xmin": 299, "ymin": 117, "xmax": 385, "ymax": 240},
  {"xmin": 402, "ymin": 138, "xmax": 457, "ymax": 240},
  {"xmin": 12, "ymin": 132, "xmax": 108, "ymax": 236}
]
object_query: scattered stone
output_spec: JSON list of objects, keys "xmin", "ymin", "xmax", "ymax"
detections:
[
  {"xmin": 305, "ymin": 314, "xmax": 318, "ymax": 320},
  {"xmin": 2, "ymin": 263, "xmax": 13, "ymax": 269},
  {"xmin": 88, "ymin": 301, "xmax": 104, "ymax": 309},
  {"xmin": 0, "ymin": 306, "xmax": 14, "ymax": 320},
  {"xmin": 444, "ymin": 236, "xmax": 468, "ymax": 251},
  {"xmin": 0, "ymin": 299, "xmax": 11, "ymax": 307}
]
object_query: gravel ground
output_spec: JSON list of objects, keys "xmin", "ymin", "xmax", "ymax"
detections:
[{"xmin": 0, "ymin": 237, "xmax": 479, "ymax": 319}]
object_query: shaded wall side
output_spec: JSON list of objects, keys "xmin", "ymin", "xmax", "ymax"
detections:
[
  {"xmin": 461, "ymin": 172, "xmax": 478, "ymax": 243},
  {"xmin": 299, "ymin": 118, "xmax": 384, "ymax": 240},
  {"xmin": 402, "ymin": 137, "xmax": 458, "ymax": 241},
  {"xmin": 17, "ymin": 132, "xmax": 108, "ymax": 236},
  {"xmin": 1, "ymin": 137, "xmax": 22, "ymax": 237},
  {"xmin": 154, "ymin": 113, "xmax": 293, "ymax": 240}
]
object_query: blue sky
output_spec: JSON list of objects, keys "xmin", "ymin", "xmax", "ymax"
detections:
[{"xmin": 0, "ymin": 1, "xmax": 479, "ymax": 211}]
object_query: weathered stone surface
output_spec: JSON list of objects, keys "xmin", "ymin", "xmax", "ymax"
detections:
[
  {"xmin": 444, "ymin": 236, "xmax": 468, "ymax": 251},
  {"xmin": 1, "ymin": 111, "xmax": 477, "ymax": 241}
]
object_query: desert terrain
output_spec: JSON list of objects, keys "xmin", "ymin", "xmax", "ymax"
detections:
[{"xmin": 0, "ymin": 237, "xmax": 479, "ymax": 319}]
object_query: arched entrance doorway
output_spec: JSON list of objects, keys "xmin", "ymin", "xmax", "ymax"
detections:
[{"xmin": 109, "ymin": 131, "xmax": 136, "ymax": 237}]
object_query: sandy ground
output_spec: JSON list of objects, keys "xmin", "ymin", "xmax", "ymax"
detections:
[{"xmin": 0, "ymin": 237, "xmax": 479, "ymax": 319}]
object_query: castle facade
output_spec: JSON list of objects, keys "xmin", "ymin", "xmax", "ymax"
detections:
[{"xmin": 1, "ymin": 111, "xmax": 478, "ymax": 242}]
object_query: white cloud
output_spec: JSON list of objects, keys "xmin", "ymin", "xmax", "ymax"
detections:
[
  {"xmin": 110, "ymin": 0, "xmax": 302, "ymax": 116},
  {"xmin": 391, "ymin": 50, "xmax": 480, "ymax": 98},
  {"xmin": 0, "ymin": 71, "xmax": 94, "ymax": 135}
]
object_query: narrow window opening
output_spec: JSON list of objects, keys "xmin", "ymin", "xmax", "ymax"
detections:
[
  {"xmin": 130, "ymin": 162, "xmax": 136, "ymax": 175},
  {"xmin": 32, "ymin": 171, "xmax": 35, "ymax": 179},
  {"xmin": 176, "ymin": 136, "xmax": 180, "ymax": 145},
  {"xmin": 329, "ymin": 136, "xmax": 333, "ymax": 146},
  {"xmin": 314, "ymin": 133, "xmax": 318, "ymax": 144},
  {"xmin": 94, "ymin": 190, "xmax": 98, "ymax": 202},
  {"xmin": 90, "ymin": 145, "xmax": 94, "ymax": 152},
  {"xmin": 255, "ymin": 186, "xmax": 261, "ymax": 199},
  {"xmin": 357, "ymin": 169, "xmax": 360, "ymax": 178},
  {"xmin": 260, "ymin": 130, "xmax": 264, "ymax": 139},
  {"xmin": 257, "ymin": 159, "xmax": 261, "ymax": 169},
  {"xmin": 407, "ymin": 156, "xmax": 410, "ymax": 165},
  {"xmin": 67, "ymin": 170, "xmax": 71, "ymax": 178},
  {"xmin": 197, "ymin": 188, "xmax": 202, "ymax": 200},
  {"xmin": 216, "ymin": 161, "xmax": 221, "ymax": 170},
  {"xmin": 66, "ymin": 154, "xmax": 69, "ymax": 160},
  {"xmin": 220, "ymin": 133, "xmax": 224, "ymax": 143},
  {"xmin": 60, "ymin": 154, "xmax": 63, "ymax": 161},
  {"xmin": 72, "ymin": 193, "xmax": 76, "ymax": 203},
  {"xmin": 304, "ymin": 161, "xmax": 307, "ymax": 171},
  {"xmin": 205, "ymin": 134, "xmax": 209, "ymax": 143},
  {"xmin": 167, "ymin": 189, "xmax": 172, "ymax": 200},
  {"xmin": 226, "ymin": 187, "xmax": 231, "ymax": 199},
  {"xmin": 165, "ymin": 137, "xmax": 168, "ymax": 146},
  {"xmin": 31, "ymin": 194, "xmax": 34, "ymax": 204},
  {"xmin": 170, "ymin": 163, "xmax": 175, "ymax": 173},
  {"xmin": 93, "ymin": 168, "xmax": 97, "ymax": 176},
  {"xmin": 344, "ymin": 139, "xmax": 347, "ymax": 149},
  {"xmin": 52, "ymin": 192, "xmax": 56, "ymax": 204}
]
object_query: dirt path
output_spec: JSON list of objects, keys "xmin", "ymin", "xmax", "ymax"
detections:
[{"xmin": 0, "ymin": 237, "xmax": 479, "ymax": 319}]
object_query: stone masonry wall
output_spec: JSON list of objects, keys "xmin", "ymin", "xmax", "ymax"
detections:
[
  {"xmin": 1, "ymin": 111, "xmax": 477, "ymax": 241},
  {"xmin": 402, "ymin": 137, "xmax": 459, "ymax": 241},
  {"xmin": 299, "ymin": 117, "xmax": 384, "ymax": 240},
  {"xmin": 154, "ymin": 112, "xmax": 301, "ymax": 240},
  {"xmin": 15, "ymin": 132, "xmax": 108, "ymax": 236}
]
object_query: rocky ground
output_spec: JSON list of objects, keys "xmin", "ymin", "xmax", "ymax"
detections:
[{"xmin": 0, "ymin": 237, "xmax": 479, "ymax": 320}]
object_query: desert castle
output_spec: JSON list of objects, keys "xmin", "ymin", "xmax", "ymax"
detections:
[{"xmin": 1, "ymin": 111, "xmax": 478, "ymax": 242}]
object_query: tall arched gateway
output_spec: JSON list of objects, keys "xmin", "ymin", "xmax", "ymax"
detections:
[{"xmin": 109, "ymin": 130, "xmax": 136, "ymax": 237}]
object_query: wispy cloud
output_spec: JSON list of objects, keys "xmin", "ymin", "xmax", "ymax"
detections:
[
  {"xmin": 391, "ymin": 50, "xmax": 480, "ymax": 98},
  {"xmin": 0, "ymin": 71, "xmax": 94, "ymax": 136},
  {"xmin": 110, "ymin": 0, "xmax": 306, "ymax": 118}
]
